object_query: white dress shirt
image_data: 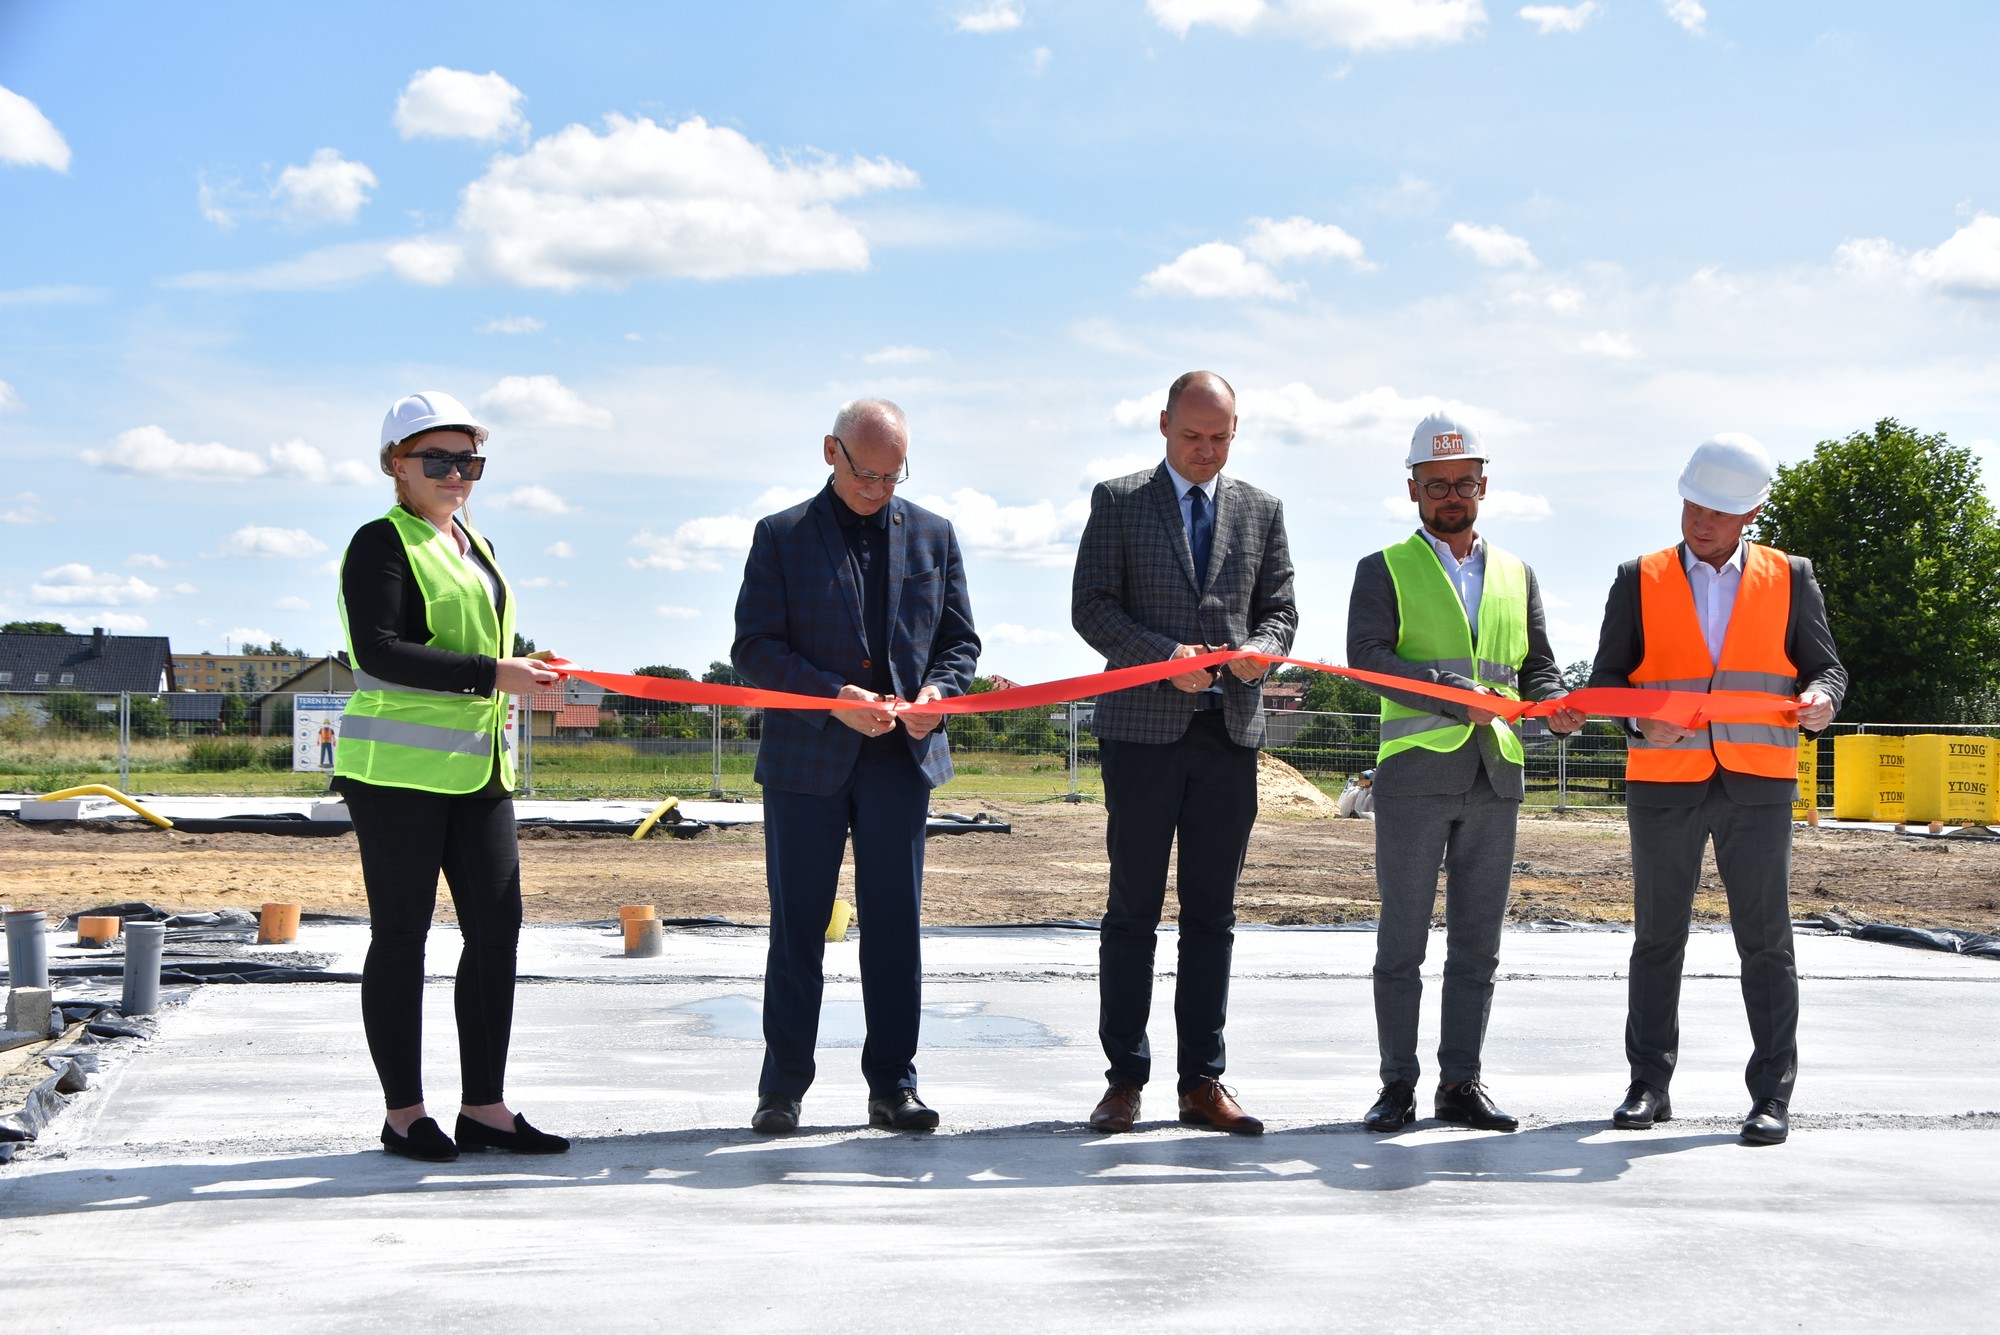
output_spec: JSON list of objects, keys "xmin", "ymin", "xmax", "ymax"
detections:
[
  {"xmin": 1420, "ymin": 528, "xmax": 1486, "ymax": 641},
  {"xmin": 1683, "ymin": 539, "xmax": 1745, "ymax": 663}
]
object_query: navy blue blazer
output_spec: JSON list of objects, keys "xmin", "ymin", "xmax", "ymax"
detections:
[{"xmin": 732, "ymin": 484, "xmax": 981, "ymax": 796}]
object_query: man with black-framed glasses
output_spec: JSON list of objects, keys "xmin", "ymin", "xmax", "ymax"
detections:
[{"xmin": 1346, "ymin": 411, "xmax": 1582, "ymax": 1134}]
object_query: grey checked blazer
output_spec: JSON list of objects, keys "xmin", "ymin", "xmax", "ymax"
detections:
[{"xmin": 1072, "ymin": 463, "xmax": 1296, "ymax": 747}]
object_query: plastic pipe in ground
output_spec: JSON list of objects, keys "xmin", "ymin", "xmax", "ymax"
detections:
[
  {"xmin": 619, "ymin": 904, "xmax": 656, "ymax": 923},
  {"xmin": 623, "ymin": 918, "xmax": 664, "ymax": 957},
  {"xmin": 121, "ymin": 921, "xmax": 166, "ymax": 1016},
  {"xmin": 825, "ymin": 900, "xmax": 855, "ymax": 943},
  {"xmin": 39, "ymin": 784, "xmax": 174, "ymax": 830},
  {"xmin": 5, "ymin": 909, "xmax": 50, "ymax": 990},
  {"xmin": 258, "ymin": 903, "xmax": 301, "ymax": 944},
  {"xmin": 77, "ymin": 915, "xmax": 121, "ymax": 949}
]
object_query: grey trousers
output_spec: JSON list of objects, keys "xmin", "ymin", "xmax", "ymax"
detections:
[
  {"xmin": 1371, "ymin": 779, "xmax": 1520, "ymax": 1087},
  {"xmin": 1627, "ymin": 786, "xmax": 1798, "ymax": 1103}
]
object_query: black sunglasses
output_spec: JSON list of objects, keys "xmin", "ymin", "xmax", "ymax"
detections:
[{"xmin": 410, "ymin": 450, "xmax": 487, "ymax": 480}]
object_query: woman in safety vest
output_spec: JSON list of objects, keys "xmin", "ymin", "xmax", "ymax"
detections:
[{"xmin": 334, "ymin": 390, "xmax": 568, "ymax": 1162}]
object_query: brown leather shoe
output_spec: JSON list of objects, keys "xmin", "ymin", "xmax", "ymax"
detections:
[
  {"xmin": 1178, "ymin": 1077, "xmax": 1263, "ymax": 1135},
  {"xmin": 1089, "ymin": 1080, "xmax": 1143, "ymax": 1133}
]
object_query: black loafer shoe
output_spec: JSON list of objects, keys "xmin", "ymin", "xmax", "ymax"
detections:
[
  {"xmin": 752, "ymin": 1094, "xmax": 802, "ymax": 1135},
  {"xmin": 1363, "ymin": 1081, "xmax": 1417, "ymax": 1133},
  {"xmin": 1611, "ymin": 1081, "xmax": 1672, "ymax": 1129},
  {"xmin": 381, "ymin": 1116, "xmax": 458, "ymax": 1162},
  {"xmin": 867, "ymin": 1089, "xmax": 940, "ymax": 1131},
  {"xmin": 1434, "ymin": 1079, "xmax": 1518, "ymax": 1132},
  {"xmin": 1740, "ymin": 1098, "xmax": 1789, "ymax": 1146},
  {"xmin": 454, "ymin": 1112, "xmax": 570, "ymax": 1155}
]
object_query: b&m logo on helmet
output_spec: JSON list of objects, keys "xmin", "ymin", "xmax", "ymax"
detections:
[{"xmin": 1431, "ymin": 432, "xmax": 1466, "ymax": 457}]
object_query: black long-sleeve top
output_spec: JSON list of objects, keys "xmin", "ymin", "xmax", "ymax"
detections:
[{"xmin": 340, "ymin": 514, "xmax": 505, "ymax": 697}]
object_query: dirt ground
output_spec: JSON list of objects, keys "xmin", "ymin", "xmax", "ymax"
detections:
[{"xmin": 3, "ymin": 802, "xmax": 1998, "ymax": 934}]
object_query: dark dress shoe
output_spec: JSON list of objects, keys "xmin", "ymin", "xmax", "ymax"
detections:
[
  {"xmin": 381, "ymin": 1116, "xmax": 458, "ymax": 1162},
  {"xmin": 1363, "ymin": 1081, "xmax": 1418, "ymax": 1133},
  {"xmin": 751, "ymin": 1094, "xmax": 801, "ymax": 1135},
  {"xmin": 1740, "ymin": 1098, "xmax": 1789, "ymax": 1145},
  {"xmin": 1611, "ymin": 1081, "xmax": 1673, "ymax": 1129},
  {"xmin": 1178, "ymin": 1077, "xmax": 1263, "ymax": 1135},
  {"xmin": 1434, "ymin": 1080, "xmax": 1518, "ymax": 1131},
  {"xmin": 454, "ymin": 1112, "xmax": 570, "ymax": 1155},
  {"xmin": 1089, "ymin": 1080, "xmax": 1143, "ymax": 1133},
  {"xmin": 868, "ymin": 1089, "xmax": 940, "ymax": 1131}
]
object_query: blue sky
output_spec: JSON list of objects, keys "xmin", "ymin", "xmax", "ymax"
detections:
[{"xmin": 4, "ymin": 1, "xmax": 1998, "ymax": 683}]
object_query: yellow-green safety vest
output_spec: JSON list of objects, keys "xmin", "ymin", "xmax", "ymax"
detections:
[
  {"xmin": 1377, "ymin": 531, "xmax": 1529, "ymax": 769},
  {"xmin": 335, "ymin": 506, "xmax": 516, "ymax": 794}
]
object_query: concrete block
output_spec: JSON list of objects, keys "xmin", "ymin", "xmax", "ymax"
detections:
[
  {"xmin": 309, "ymin": 801, "xmax": 352, "ymax": 824},
  {"xmin": 17, "ymin": 798, "xmax": 92, "ymax": 822},
  {"xmin": 5, "ymin": 986, "xmax": 53, "ymax": 1036},
  {"xmin": 0, "ymin": 1029, "xmax": 40, "ymax": 1053}
]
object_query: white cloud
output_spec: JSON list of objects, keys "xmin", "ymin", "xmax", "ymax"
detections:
[
  {"xmin": 1149, "ymin": 0, "xmax": 1487, "ymax": 50},
  {"xmin": 171, "ymin": 582, "xmax": 197, "ymax": 596},
  {"xmin": 985, "ymin": 622, "xmax": 1059, "ymax": 646},
  {"xmin": 425, "ymin": 114, "xmax": 918, "ymax": 290},
  {"xmin": 545, "ymin": 540, "xmax": 575, "ymax": 558},
  {"xmin": 1837, "ymin": 217, "xmax": 2000, "ymax": 297},
  {"xmin": 162, "ymin": 241, "xmax": 390, "ymax": 292},
  {"xmin": 1579, "ymin": 330, "xmax": 1641, "ymax": 358},
  {"xmin": 1358, "ymin": 172, "xmax": 1442, "ymax": 217},
  {"xmin": 273, "ymin": 148, "xmax": 377, "ymax": 225},
  {"xmin": 1244, "ymin": 215, "xmax": 1373, "ymax": 270},
  {"xmin": 480, "ymin": 315, "xmax": 546, "ymax": 334},
  {"xmin": 84, "ymin": 425, "xmax": 268, "ymax": 480},
  {"xmin": 0, "ymin": 379, "xmax": 22, "ymax": 411},
  {"xmin": 957, "ymin": 1, "xmax": 1024, "ymax": 33},
  {"xmin": 1447, "ymin": 221, "xmax": 1539, "ymax": 268},
  {"xmin": 94, "ymin": 614, "xmax": 150, "ymax": 634},
  {"xmin": 1248, "ymin": 383, "xmax": 1519, "ymax": 450},
  {"xmin": 126, "ymin": 553, "xmax": 167, "ymax": 568},
  {"xmin": 913, "ymin": 488, "xmax": 1091, "ymax": 567},
  {"xmin": 0, "ymin": 284, "xmax": 101, "ymax": 305},
  {"xmin": 226, "ymin": 626, "xmax": 274, "ymax": 648},
  {"xmin": 2, "ymin": 491, "xmax": 52, "ymax": 525},
  {"xmin": 655, "ymin": 605, "xmax": 701, "ymax": 620},
  {"xmin": 1031, "ymin": 46, "xmax": 1053, "ymax": 73},
  {"xmin": 0, "ymin": 84, "xmax": 71, "ymax": 171},
  {"xmin": 1139, "ymin": 242, "xmax": 1298, "ymax": 300},
  {"xmin": 519, "ymin": 576, "xmax": 568, "ymax": 589},
  {"xmin": 1082, "ymin": 449, "xmax": 1162, "ymax": 480},
  {"xmin": 485, "ymin": 485, "xmax": 579, "ymax": 516},
  {"xmin": 267, "ymin": 438, "xmax": 371, "ymax": 484},
  {"xmin": 478, "ymin": 374, "xmax": 615, "ymax": 429},
  {"xmin": 1663, "ymin": 0, "xmax": 1706, "ymax": 36},
  {"xmin": 863, "ymin": 344, "xmax": 940, "ymax": 364},
  {"xmin": 197, "ymin": 172, "xmax": 240, "ymax": 229},
  {"xmin": 627, "ymin": 487, "xmax": 814, "ymax": 573},
  {"xmin": 275, "ymin": 595, "xmax": 312, "ymax": 611},
  {"xmin": 394, "ymin": 67, "xmax": 529, "ymax": 143},
  {"xmin": 32, "ymin": 564, "xmax": 164, "ymax": 606},
  {"xmin": 218, "ymin": 526, "xmax": 328, "ymax": 559},
  {"xmin": 1519, "ymin": 3, "xmax": 1599, "ymax": 34}
]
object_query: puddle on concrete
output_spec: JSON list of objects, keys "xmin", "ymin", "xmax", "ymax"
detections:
[{"xmin": 670, "ymin": 995, "xmax": 1063, "ymax": 1048}]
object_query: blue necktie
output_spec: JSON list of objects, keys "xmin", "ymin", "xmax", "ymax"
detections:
[{"xmin": 1187, "ymin": 485, "xmax": 1213, "ymax": 586}]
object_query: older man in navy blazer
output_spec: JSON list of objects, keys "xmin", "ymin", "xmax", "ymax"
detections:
[{"xmin": 732, "ymin": 398, "xmax": 980, "ymax": 1134}]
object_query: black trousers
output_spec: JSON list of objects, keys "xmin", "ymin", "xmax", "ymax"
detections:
[
  {"xmin": 338, "ymin": 777, "xmax": 523, "ymax": 1109},
  {"xmin": 1097, "ymin": 711, "xmax": 1259, "ymax": 1093}
]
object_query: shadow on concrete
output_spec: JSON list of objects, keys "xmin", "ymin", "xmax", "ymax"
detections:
[{"xmin": 0, "ymin": 1122, "xmax": 1739, "ymax": 1217}]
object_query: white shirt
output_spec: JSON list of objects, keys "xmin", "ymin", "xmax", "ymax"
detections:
[
  {"xmin": 1164, "ymin": 460, "xmax": 1219, "ymax": 543},
  {"xmin": 1420, "ymin": 528, "xmax": 1486, "ymax": 640},
  {"xmin": 1683, "ymin": 539, "xmax": 1745, "ymax": 664}
]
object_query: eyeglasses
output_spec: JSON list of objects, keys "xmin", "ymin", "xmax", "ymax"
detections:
[
  {"xmin": 833, "ymin": 436, "xmax": 910, "ymax": 486},
  {"xmin": 1417, "ymin": 477, "xmax": 1481, "ymax": 500},
  {"xmin": 410, "ymin": 450, "xmax": 487, "ymax": 480}
]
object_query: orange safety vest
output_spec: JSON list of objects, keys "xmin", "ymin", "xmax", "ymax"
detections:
[{"xmin": 1629, "ymin": 543, "xmax": 1799, "ymax": 783}]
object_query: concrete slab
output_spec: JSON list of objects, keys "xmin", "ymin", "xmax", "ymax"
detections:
[{"xmin": 2, "ymin": 928, "xmax": 1996, "ymax": 1332}]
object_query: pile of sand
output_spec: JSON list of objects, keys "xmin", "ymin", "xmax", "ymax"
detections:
[{"xmin": 1258, "ymin": 750, "xmax": 1337, "ymax": 818}]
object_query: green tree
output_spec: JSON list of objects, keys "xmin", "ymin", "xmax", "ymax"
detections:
[
  {"xmin": 1, "ymin": 620, "xmax": 67, "ymax": 634},
  {"xmin": 1753, "ymin": 418, "xmax": 2000, "ymax": 722},
  {"xmin": 1272, "ymin": 663, "xmax": 1380, "ymax": 714},
  {"xmin": 632, "ymin": 664, "xmax": 693, "ymax": 680},
  {"xmin": 127, "ymin": 695, "xmax": 168, "ymax": 738},
  {"xmin": 701, "ymin": 660, "xmax": 745, "ymax": 685},
  {"xmin": 512, "ymin": 633, "xmax": 536, "ymax": 657},
  {"xmin": 1561, "ymin": 660, "xmax": 1593, "ymax": 691}
]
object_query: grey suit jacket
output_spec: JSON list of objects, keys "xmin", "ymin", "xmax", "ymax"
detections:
[
  {"xmin": 1588, "ymin": 542, "xmax": 1847, "ymax": 808},
  {"xmin": 1346, "ymin": 542, "xmax": 1568, "ymax": 800},
  {"xmin": 1072, "ymin": 464, "xmax": 1297, "ymax": 747}
]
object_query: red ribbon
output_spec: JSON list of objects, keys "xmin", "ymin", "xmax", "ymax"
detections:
[{"xmin": 542, "ymin": 653, "xmax": 1798, "ymax": 728}]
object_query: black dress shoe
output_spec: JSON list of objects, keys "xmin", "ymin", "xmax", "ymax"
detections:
[
  {"xmin": 454, "ymin": 1112, "xmax": 570, "ymax": 1155},
  {"xmin": 1363, "ymin": 1081, "xmax": 1417, "ymax": 1133},
  {"xmin": 1434, "ymin": 1079, "xmax": 1518, "ymax": 1132},
  {"xmin": 752, "ymin": 1094, "xmax": 802, "ymax": 1135},
  {"xmin": 381, "ymin": 1116, "xmax": 458, "ymax": 1162},
  {"xmin": 1740, "ymin": 1098, "xmax": 1789, "ymax": 1145},
  {"xmin": 1611, "ymin": 1081, "xmax": 1673, "ymax": 1129},
  {"xmin": 867, "ymin": 1089, "xmax": 939, "ymax": 1131}
]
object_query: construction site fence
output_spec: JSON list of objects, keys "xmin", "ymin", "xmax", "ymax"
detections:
[{"xmin": 4, "ymin": 689, "xmax": 1994, "ymax": 808}]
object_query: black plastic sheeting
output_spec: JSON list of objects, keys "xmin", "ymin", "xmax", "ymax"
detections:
[
  {"xmin": 168, "ymin": 815, "xmax": 353, "ymax": 836},
  {"xmin": 518, "ymin": 818, "xmax": 710, "ymax": 838},
  {"xmin": 49, "ymin": 960, "xmax": 362, "ymax": 985},
  {"xmin": 927, "ymin": 812, "xmax": 1012, "ymax": 836},
  {"xmin": 1813, "ymin": 912, "xmax": 2000, "ymax": 960}
]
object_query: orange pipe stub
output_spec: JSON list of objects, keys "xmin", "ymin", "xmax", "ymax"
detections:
[
  {"xmin": 77, "ymin": 915, "xmax": 121, "ymax": 948},
  {"xmin": 624, "ymin": 917, "xmax": 664, "ymax": 957},
  {"xmin": 619, "ymin": 904, "xmax": 657, "ymax": 923},
  {"xmin": 259, "ymin": 902, "xmax": 302, "ymax": 944}
]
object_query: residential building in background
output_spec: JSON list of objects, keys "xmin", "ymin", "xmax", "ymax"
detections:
[{"xmin": 0, "ymin": 627, "xmax": 174, "ymax": 695}]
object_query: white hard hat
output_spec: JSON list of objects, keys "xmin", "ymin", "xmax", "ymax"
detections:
[
  {"xmin": 1678, "ymin": 433, "xmax": 1773, "ymax": 515},
  {"xmin": 1406, "ymin": 411, "xmax": 1489, "ymax": 468},
  {"xmin": 379, "ymin": 391, "xmax": 488, "ymax": 476}
]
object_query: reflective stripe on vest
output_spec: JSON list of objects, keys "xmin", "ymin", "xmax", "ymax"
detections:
[
  {"xmin": 334, "ymin": 506, "xmax": 516, "ymax": 795},
  {"xmin": 1628, "ymin": 542, "xmax": 1798, "ymax": 783},
  {"xmin": 1377, "ymin": 533, "xmax": 1531, "ymax": 768}
]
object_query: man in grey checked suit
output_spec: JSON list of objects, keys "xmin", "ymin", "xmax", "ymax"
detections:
[
  {"xmin": 1347, "ymin": 412, "xmax": 1581, "ymax": 1135},
  {"xmin": 1072, "ymin": 370, "xmax": 1296, "ymax": 1135}
]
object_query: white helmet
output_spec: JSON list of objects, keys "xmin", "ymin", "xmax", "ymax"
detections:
[
  {"xmin": 379, "ymin": 391, "xmax": 489, "ymax": 476},
  {"xmin": 1406, "ymin": 411, "xmax": 1489, "ymax": 468},
  {"xmin": 1678, "ymin": 433, "xmax": 1773, "ymax": 515}
]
